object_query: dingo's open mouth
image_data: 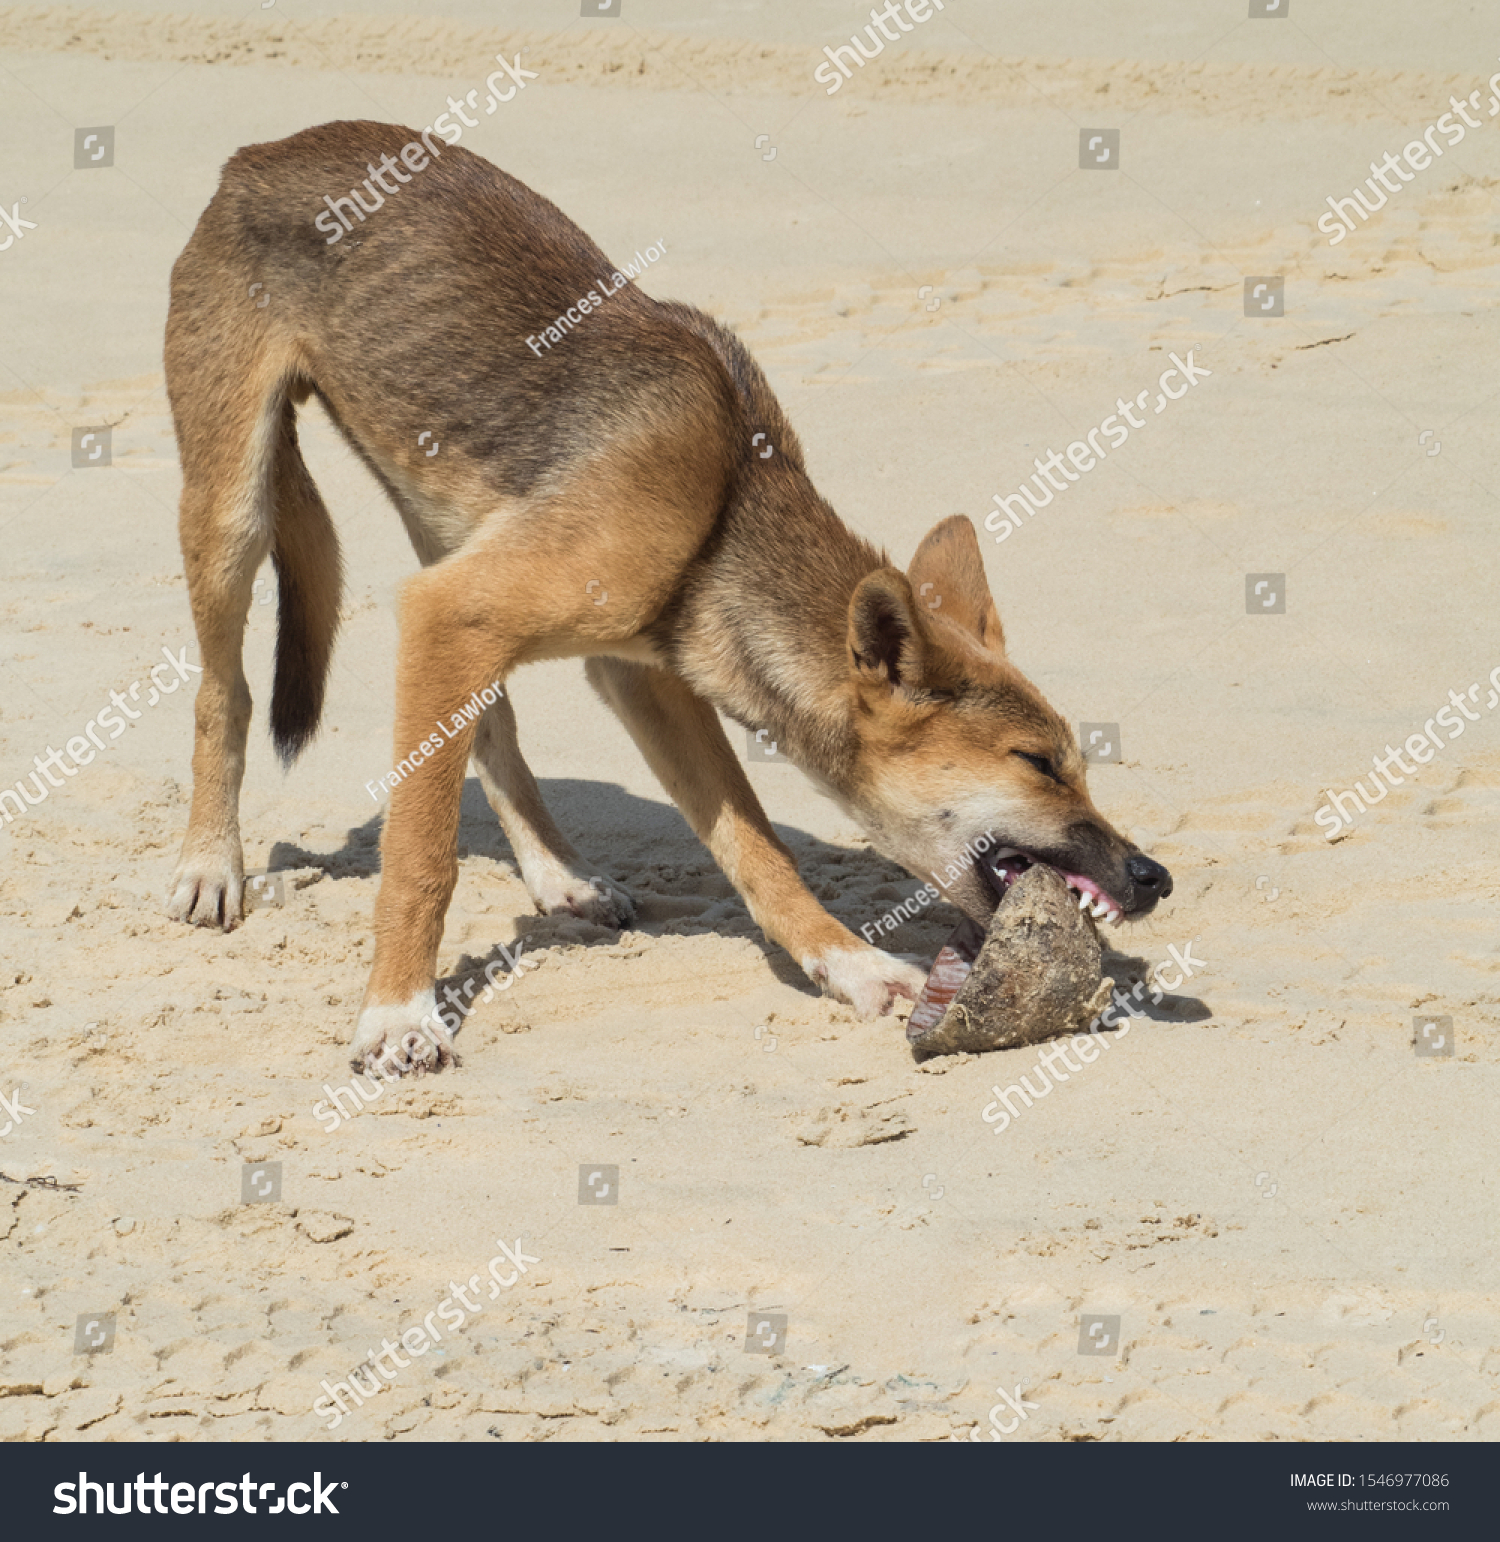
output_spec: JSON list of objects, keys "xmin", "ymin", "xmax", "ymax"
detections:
[{"xmin": 978, "ymin": 844, "xmax": 1124, "ymax": 927}]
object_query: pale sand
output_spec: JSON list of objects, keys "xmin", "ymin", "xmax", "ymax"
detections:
[{"xmin": 1, "ymin": 3, "xmax": 1497, "ymax": 1441}]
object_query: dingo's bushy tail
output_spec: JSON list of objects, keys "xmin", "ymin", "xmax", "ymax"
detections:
[{"xmin": 268, "ymin": 392, "xmax": 343, "ymax": 764}]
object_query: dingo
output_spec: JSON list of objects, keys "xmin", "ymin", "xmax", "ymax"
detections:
[{"xmin": 164, "ymin": 122, "xmax": 1172, "ymax": 1075}]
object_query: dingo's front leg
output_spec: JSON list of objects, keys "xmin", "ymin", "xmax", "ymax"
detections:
[
  {"xmin": 351, "ymin": 562, "xmax": 512, "ymax": 1074},
  {"xmin": 353, "ymin": 473, "xmax": 722, "ymax": 1073}
]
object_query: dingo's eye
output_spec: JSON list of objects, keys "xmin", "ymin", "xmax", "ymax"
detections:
[{"xmin": 1015, "ymin": 750, "xmax": 1061, "ymax": 783}]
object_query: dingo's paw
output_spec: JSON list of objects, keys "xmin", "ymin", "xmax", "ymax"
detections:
[
  {"xmin": 530, "ymin": 867, "xmax": 634, "ymax": 928},
  {"xmin": 166, "ymin": 852, "xmax": 244, "ymax": 930},
  {"xmin": 803, "ymin": 945, "xmax": 929, "ymax": 1019},
  {"xmin": 351, "ymin": 991, "xmax": 458, "ymax": 1077}
]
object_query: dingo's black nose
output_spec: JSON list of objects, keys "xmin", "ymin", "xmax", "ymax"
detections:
[{"xmin": 1126, "ymin": 854, "xmax": 1173, "ymax": 898}]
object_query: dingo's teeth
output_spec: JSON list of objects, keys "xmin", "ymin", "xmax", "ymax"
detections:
[{"xmin": 1012, "ymin": 863, "xmax": 1120, "ymax": 924}]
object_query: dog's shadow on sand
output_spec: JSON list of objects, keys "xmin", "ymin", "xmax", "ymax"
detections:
[
  {"xmin": 1098, "ymin": 942, "xmax": 1213, "ymax": 1027},
  {"xmin": 263, "ymin": 776, "xmax": 913, "ymax": 1005},
  {"xmin": 263, "ymin": 777, "xmax": 1214, "ymax": 1030}
]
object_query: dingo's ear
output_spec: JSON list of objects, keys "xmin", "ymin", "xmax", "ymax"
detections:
[
  {"xmin": 906, "ymin": 515, "xmax": 1005, "ymax": 656},
  {"xmin": 848, "ymin": 568, "xmax": 933, "ymax": 691}
]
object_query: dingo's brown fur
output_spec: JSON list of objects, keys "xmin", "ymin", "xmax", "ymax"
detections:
[{"xmin": 164, "ymin": 121, "xmax": 1172, "ymax": 1075}]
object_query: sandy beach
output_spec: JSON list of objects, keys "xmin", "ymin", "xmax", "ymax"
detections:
[{"xmin": 1, "ymin": 0, "xmax": 1497, "ymax": 1442}]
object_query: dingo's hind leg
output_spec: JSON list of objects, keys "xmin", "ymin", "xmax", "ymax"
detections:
[
  {"xmin": 164, "ymin": 232, "xmax": 341, "ymax": 927},
  {"xmin": 164, "ymin": 291, "xmax": 282, "ymax": 928},
  {"xmin": 470, "ymin": 694, "xmax": 634, "ymax": 927}
]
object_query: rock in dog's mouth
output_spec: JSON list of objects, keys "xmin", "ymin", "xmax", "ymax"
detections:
[
  {"xmin": 979, "ymin": 845, "xmax": 1124, "ymax": 928},
  {"xmin": 908, "ymin": 852, "xmax": 1119, "ymax": 1040},
  {"xmin": 905, "ymin": 845, "xmax": 1125, "ymax": 1040}
]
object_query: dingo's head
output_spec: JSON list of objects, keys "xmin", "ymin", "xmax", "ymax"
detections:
[{"xmin": 839, "ymin": 516, "xmax": 1172, "ymax": 929}]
